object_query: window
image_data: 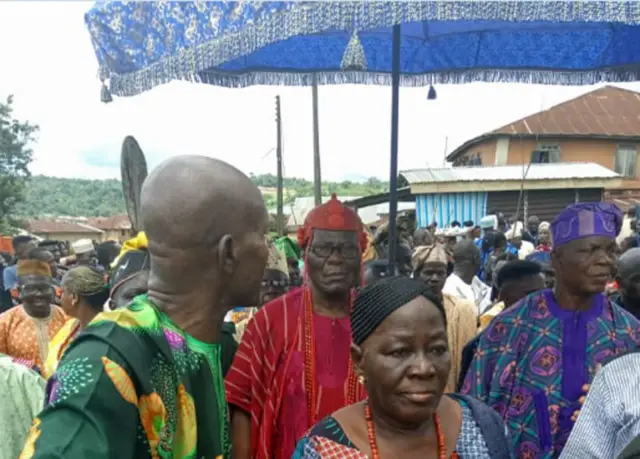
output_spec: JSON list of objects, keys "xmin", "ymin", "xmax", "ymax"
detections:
[
  {"xmin": 532, "ymin": 143, "xmax": 561, "ymax": 163},
  {"xmin": 615, "ymin": 144, "xmax": 638, "ymax": 178}
]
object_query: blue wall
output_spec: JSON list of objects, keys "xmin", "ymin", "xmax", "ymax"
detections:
[{"xmin": 416, "ymin": 192, "xmax": 488, "ymax": 228}]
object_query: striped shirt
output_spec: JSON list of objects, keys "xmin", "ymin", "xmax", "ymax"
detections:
[{"xmin": 560, "ymin": 352, "xmax": 640, "ymax": 459}]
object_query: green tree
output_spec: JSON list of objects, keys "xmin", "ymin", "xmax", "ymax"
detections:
[{"xmin": 0, "ymin": 95, "xmax": 38, "ymax": 231}]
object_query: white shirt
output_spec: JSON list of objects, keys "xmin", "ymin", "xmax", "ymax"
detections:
[
  {"xmin": 561, "ymin": 352, "xmax": 640, "ymax": 459},
  {"xmin": 518, "ymin": 240, "xmax": 535, "ymax": 260},
  {"xmin": 443, "ymin": 273, "xmax": 491, "ymax": 315}
]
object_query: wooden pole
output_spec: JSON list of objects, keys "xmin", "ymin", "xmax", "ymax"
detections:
[
  {"xmin": 275, "ymin": 95, "xmax": 284, "ymax": 236},
  {"xmin": 312, "ymin": 75, "xmax": 322, "ymax": 206}
]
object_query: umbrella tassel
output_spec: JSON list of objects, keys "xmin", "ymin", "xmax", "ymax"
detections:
[
  {"xmin": 341, "ymin": 31, "xmax": 367, "ymax": 71},
  {"xmin": 101, "ymin": 81, "xmax": 113, "ymax": 103},
  {"xmin": 427, "ymin": 85, "xmax": 437, "ymax": 100}
]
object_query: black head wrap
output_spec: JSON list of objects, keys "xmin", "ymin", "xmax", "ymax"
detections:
[
  {"xmin": 351, "ymin": 276, "xmax": 446, "ymax": 346},
  {"xmin": 109, "ymin": 249, "xmax": 150, "ymax": 290}
]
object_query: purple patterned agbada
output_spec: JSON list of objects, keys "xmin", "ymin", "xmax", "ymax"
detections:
[{"xmin": 461, "ymin": 289, "xmax": 640, "ymax": 458}]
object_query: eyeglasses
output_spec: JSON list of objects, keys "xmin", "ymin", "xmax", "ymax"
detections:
[
  {"xmin": 311, "ymin": 245, "xmax": 359, "ymax": 258},
  {"xmin": 261, "ymin": 279, "xmax": 289, "ymax": 288},
  {"xmin": 19, "ymin": 284, "xmax": 55, "ymax": 295}
]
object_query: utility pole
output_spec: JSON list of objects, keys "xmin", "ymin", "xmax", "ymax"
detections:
[{"xmin": 275, "ymin": 95, "xmax": 284, "ymax": 236}]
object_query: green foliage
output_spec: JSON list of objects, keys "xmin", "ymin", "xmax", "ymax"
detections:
[
  {"xmin": 250, "ymin": 173, "xmax": 389, "ymax": 209},
  {"xmin": 0, "ymin": 95, "xmax": 38, "ymax": 224},
  {"xmin": 15, "ymin": 173, "xmax": 389, "ymax": 218}
]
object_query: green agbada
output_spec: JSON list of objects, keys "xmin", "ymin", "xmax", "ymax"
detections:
[{"xmin": 21, "ymin": 295, "xmax": 230, "ymax": 459}]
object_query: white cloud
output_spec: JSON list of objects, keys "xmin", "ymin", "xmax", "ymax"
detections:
[{"xmin": 2, "ymin": 1, "xmax": 640, "ymax": 182}]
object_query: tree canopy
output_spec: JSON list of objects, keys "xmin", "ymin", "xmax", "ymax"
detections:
[
  {"xmin": 15, "ymin": 173, "xmax": 389, "ymax": 218},
  {"xmin": 0, "ymin": 95, "xmax": 38, "ymax": 231}
]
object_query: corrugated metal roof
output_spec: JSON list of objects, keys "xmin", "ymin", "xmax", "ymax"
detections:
[
  {"xmin": 27, "ymin": 220, "xmax": 104, "ymax": 234},
  {"xmin": 357, "ymin": 202, "xmax": 415, "ymax": 225},
  {"xmin": 494, "ymin": 86, "xmax": 640, "ymax": 137},
  {"xmin": 447, "ymin": 86, "xmax": 640, "ymax": 162},
  {"xmin": 400, "ymin": 162, "xmax": 619, "ymax": 185}
]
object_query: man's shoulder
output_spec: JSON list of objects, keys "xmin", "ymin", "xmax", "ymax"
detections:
[
  {"xmin": 488, "ymin": 293, "xmax": 540, "ymax": 324},
  {"xmin": 444, "ymin": 294, "xmax": 476, "ymax": 315},
  {"xmin": 260, "ymin": 288, "xmax": 303, "ymax": 316},
  {"xmin": 0, "ymin": 354, "xmax": 45, "ymax": 388},
  {"xmin": 608, "ymin": 298, "xmax": 640, "ymax": 327}
]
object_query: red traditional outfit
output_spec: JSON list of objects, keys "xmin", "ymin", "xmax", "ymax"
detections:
[
  {"xmin": 225, "ymin": 194, "xmax": 368, "ymax": 459},
  {"xmin": 535, "ymin": 243, "xmax": 552, "ymax": 252}
]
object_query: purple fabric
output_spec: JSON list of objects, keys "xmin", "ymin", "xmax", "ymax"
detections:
[
  {"xmin": 461, "ymin": 289, "xmax": 640, "ymax": 456},
  {"xmin": 551, "ymin": 202, "xmax": 623, "ymax": 248},
  {"xmin": 545, "ymin": 291, "xmax": 603, "ymax": 401}
]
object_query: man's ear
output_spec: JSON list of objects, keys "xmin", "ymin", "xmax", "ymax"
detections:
[
  {"xmin": 350, "ymin": 342, "xmax": 364, "ymax": 377},
  {"xmin": 217, "ymin": 235, "xmax": 236, "ymax": 275}
]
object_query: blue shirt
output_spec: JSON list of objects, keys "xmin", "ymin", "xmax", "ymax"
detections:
[{"xmin": 2, "ymin": 265, "xmax": 17, "ymax": 291}]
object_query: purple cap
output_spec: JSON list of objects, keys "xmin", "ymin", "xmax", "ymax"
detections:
[{"xmin": 551, "ymin": 202, "xmax": 622, "ymax": 248}]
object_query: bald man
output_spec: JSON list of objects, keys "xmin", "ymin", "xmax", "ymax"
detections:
[
  {"xmin": 614, "ymin": 247, "xmax": 640, "ymax": 319},
  {"xmin": 23, "ymin": 156, "xmax": 269, "ymax": 459},
  {"xmin": 442, "ymin": 239, "xmax": 491, "ymax": 313}
]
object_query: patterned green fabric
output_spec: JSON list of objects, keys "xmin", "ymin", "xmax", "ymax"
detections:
[
  {"xmin": 275, "ymin": 236, "xmax": 301, "ymax": 260},
  {"xmin": 21, "ymin": 295, "xmax": 230, "ymax": 459},
  {"xmin": 0, "ymin": 355, "xmax": 45, "ymax": 459}
]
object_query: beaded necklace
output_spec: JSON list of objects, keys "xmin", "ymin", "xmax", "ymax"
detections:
[
  {"xmin": 302, "ymin": 287, "xmax": 360, "ymax": 426},
  {"xmin": 364, "ymin": 399, "xmax": 456, "ymax": 459}
]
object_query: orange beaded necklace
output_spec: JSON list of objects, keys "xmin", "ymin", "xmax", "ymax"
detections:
[
  {"xmin": 302, "ymin": 286, "xmax": 360, "ymax": 426},
  {"xmin": 364, "ymin": 400, "xmax": 457, "ymax": 459}
]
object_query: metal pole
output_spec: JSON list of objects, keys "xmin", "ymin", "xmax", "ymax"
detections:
[
  {"xmin": 312, "ymin": 75, "xmax": 322, "ymax": 206},
  {"xmin": 387, "ymin": 24, "xmax": 401, "ymax": 275},
  {"xmin": 275, "ymin": 95, "xmax": 284, "ymax": 236}
]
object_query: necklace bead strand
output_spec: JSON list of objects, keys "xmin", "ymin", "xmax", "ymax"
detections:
[{"xmin": 365, "ymin": 400, "xmax": 454, "ymax": 459}]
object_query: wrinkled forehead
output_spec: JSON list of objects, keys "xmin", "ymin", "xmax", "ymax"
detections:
[
  {"xmin": 556, "ymin": 235, "xmax": 616, "ymax": 255},
  {"xmin": 19, "ymin": 274, "xmax": 52, "ymax": 287},
  {"xmin": 311, "ymin": 229, "xmax": 357, "ymax": 245}
]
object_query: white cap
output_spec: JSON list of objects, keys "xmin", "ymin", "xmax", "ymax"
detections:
[
  {"xmin": 72, "ymin": 238, "xmax": 94, "ymax": 255},
  {"xmin": 506, "ymin": 222, "xmax": 524, "ymax": 239}
]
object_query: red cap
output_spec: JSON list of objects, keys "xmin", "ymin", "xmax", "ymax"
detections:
[{"xmin": 297, "ymin": 193, "xmax": 367, "ymax": 251}]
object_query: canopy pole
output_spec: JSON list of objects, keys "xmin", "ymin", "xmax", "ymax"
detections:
[
  {"xmin": 387, "ymin": 24, "xmax": 401, "ymax": 276},
  {"xmin": 312, "ymin": 75, "xmax": 322, "ymax": 206},
  {"xmin": 275, "ymin": 95, "xmax": 285, "ymax": 236}
]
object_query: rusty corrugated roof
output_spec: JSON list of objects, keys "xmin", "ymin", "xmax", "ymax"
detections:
[
  {"xmin": 493, "ymin": 85, "xmax": 640, "ymax": 137},
  {"xmin": 26, "ymin": 220, "xmax": 103, "ymax": 234},
  {"xmin": 447, "ymin": 85, "xmax": 640, "ymax": 162},
  {"xmin": 87, "ymin": 214, "xmax": 131, "ymax": 230}
]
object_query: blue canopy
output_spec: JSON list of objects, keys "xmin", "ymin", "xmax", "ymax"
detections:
[{"xmin": 86, "ymin": 1, "xmax": 640, "ymax": 98}]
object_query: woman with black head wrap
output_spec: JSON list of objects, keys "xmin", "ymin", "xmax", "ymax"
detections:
[{"xmin": 293, "ymin": 276, "xmax": 511, "ymax": 458}]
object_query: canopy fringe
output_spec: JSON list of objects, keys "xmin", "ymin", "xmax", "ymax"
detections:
[{"xmin": 86, "ymin": 1, "xmax": 640, "ymax": 99}]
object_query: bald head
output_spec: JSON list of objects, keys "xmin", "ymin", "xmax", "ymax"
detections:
[
  {"xmin": 141, "ymin": 155, "xmax": 270, "ymax": 324},
  {"xmin": 618, "ymin": 247, "xmax": 640, "ymax": 278},
  {"xmin": 141, "ymin": 155, "xmax": 266, "ymax": 250},
  {"xmin": 453, "ymin": 239, "xmax": 480, "ymax": 262}
]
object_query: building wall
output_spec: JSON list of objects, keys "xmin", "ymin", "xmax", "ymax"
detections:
[
  {"xmin": 32, "ymin": 232, "xmax": 103, "ymax": 243},
  {"xmin": 486, "ymin": 188, "xmax": 603, "ymax": 223},
  {"xmin": 453, "ymin": 137, "xmax": 640, "ymax": 187},
  {"xmin": 101, "ymin": 229, "xmax": 135, "ymax": 242},
  {"xmin": 415, "ymin": 192, "xmax": 487, "ymax": 227}
]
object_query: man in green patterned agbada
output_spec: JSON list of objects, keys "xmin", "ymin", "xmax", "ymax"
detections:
[{"xmin": 21, "ymin": 156, "xmax": 270, "ymax": 459}]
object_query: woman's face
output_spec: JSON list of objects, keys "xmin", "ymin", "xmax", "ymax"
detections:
[
  {"xmin": 60, "ymin": 286, "xmax": 78, "ymax": 317},
  {"xmin": 352, "ymin": 296, "xmax": 450, "ymax": 426},
  {"xmin": 539, "ymin": 228, "xmax": 550, "ymax": 245}
]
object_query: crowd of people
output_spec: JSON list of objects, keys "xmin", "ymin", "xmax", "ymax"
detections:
[{"xmin": 2, "ymin": 155, "xmax": 640, "ymax": 458}]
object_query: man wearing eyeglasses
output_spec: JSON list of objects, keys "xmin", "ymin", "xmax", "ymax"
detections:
[{"xmin": 0, "ymin": 259, "xmax": 67, "ymax": 374}]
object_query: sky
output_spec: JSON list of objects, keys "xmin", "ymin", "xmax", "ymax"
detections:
[{"xmin": 2, "ymin": 2, "xmax": 640, "ymax": 182}]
